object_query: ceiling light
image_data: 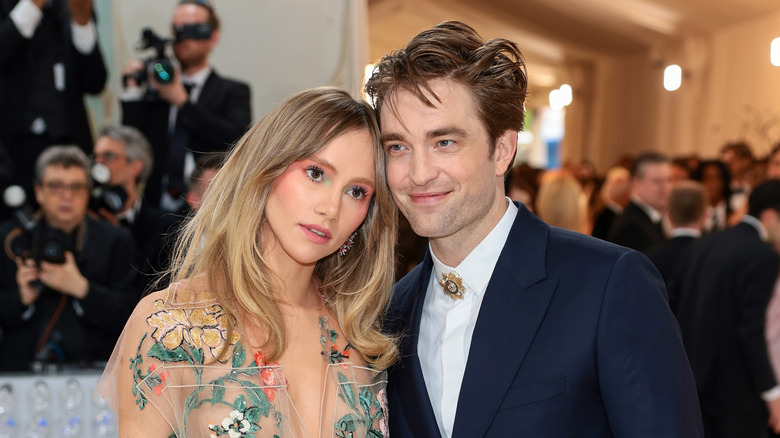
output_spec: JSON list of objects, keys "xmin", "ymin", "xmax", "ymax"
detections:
[{"xmin": 664, "ymin": 64, "xmax": 681, "ymax": 91}]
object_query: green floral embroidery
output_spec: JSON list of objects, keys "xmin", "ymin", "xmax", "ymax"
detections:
[
  {"xmin": 320, "ymin": 316, "xmax": 353, "ymax": 364},
  {"xmin": 334, "ymin": 373, "xmax": 386, "ymax": 438},
  {"xmin": 130, "ymin": 300, "xmax": 282, "ymax": 437}
]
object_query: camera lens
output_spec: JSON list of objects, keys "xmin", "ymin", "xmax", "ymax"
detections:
[{"xmin": 39, "ymin": 240, "xmax": 64, "ymax": 264}]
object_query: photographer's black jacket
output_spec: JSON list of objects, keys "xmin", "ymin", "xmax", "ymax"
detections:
[
  {"xmin": 122, "ymin": 69, "xmax": 251, "ymax": 206},
  {"xmin": 0, "ymin": 216, "xmax": 139, "ymax": 371}
]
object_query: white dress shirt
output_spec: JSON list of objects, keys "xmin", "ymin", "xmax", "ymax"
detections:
[
  {"xmin": 10, "ymin": 0, "xmax": 96, "ymax": 53},
  {"xmin": 418, "ymin": 198, "xmax": 518, "ymax": 438}
]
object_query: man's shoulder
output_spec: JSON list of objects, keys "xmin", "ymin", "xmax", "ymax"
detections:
[
  {"xmin": 207, "ymin": 70, "xmax": 250, "ymax": 91},
  {"xmin": 85, "ymin": 215, "xmax": 132, "ymax": 242}
]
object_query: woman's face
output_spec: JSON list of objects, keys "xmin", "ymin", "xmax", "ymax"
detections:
[
  {"xmin": 264, "ymin": 129, "xmax": 377, "ymax": 267},
  {"xmin": 701, "ymin": 164, "xmax": 724, "ymax": 204}
]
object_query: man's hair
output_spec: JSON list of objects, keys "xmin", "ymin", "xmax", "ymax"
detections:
[
  {"xmin": 630, "ymin": 152, "xmax": 669, "ymax": 179},
  {"xmin": 188, "ymin": 153, "xmax": 225, "ymax": 190},
  {"xmin": 98, "ymin": 125, "xmax": 153, "ymax": 186},
  {"xmin": 34, "ymin": 145, "xmax": 92, "ymax": 188},
  {"xmin": 178, "ymin": 0, "xmax": 220, "ymax": 31},
  {"xmin": 748, "ymin": 179, "xmax": 780, "ymax": 217},
  {"xmin": 365, "ymin": 20, "xmax": 527, "ymax": 162},
  {"xmin": 667, "ymin": 181, "xmax": 708, "ymax": 227},
  {"xmin": 720, "ymin": 141, "xmax": 754, "ymax": 161}
]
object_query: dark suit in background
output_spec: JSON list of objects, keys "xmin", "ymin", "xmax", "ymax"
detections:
[
  {"xmin": 644, "ymin": 233, "xmax": 697, "ymax": 311},
  {"xmin": 607, "ymin": 200, "xmax": 665, "ymax": 251},
  {"xmin": 121, "ymin": 70, "xmax": 251, "ymax": 206},
  {"xmin": 387, "ymin": 204, "xmax": 703, "ymax": 437},
  {"xmin": 0, "ymin": 216, "xmax": 138, "ymax": 371},
  {"xmin": 0, "ymin": 0, "xmax": 106, "ymax": 199},
  {"xmin": 591, "ymin": 204, "xmax": 618, "ymax": 240},
  {"xmin": 674, "ymin": 221, "xmax": 779, "ymax": 437}
]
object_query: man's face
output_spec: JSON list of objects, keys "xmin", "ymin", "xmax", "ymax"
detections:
[
  {"xmin": 632, "ymin": 162, "xmax": 672, "ymax": 211},
  {"xmin": 34, "ymin": 165, "xmax": 89, "ymax": 232},
  {"xmin": 93, "ymin": 136, "xmax": 137, "ymax": 188},
  {"xmin": 379, "ymin": 79, "xmax": 514, "ymax": 246},
  {"xmin": 171, "ymin": 4, "xmax": 215, "ymax": 69}
]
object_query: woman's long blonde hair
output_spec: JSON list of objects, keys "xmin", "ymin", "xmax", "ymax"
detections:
[{"xmin": 167, "ymin": 87, "xmax": 399, "ymax": 370}]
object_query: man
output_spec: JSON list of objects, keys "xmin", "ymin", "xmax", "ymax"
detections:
[
  {"xmin": 0, "ymin": 146, "xmax": 137, "ymax": 371},
  {"xmin": 1, "ymin": 0, "xmax": 107, "ymax": 202},
  {"xmin": 121, "ymin": 0, "xmax": 251, "ymax": 211},
  {"xmin": 721, "ymin": 140, "xmax": 755, "ymax": 213},
  {"xmin": 184, "ymin": 153, "xmax": 223, "ymax": 212},
  {"xmin": 607, "ymin": 152, "xmax": 672, "ymax": 251},
  {"xmin": 644, "ymin": 180, "xmax": 708, "ymax": 310},
  {"xmin": 591, "ymin": 166, "xmax": 630, "ymax": 240},
  {"xmin": 92, "ymin": 125, "xmax": 177, "ymax": 290},
  {"xmin": 366, "ymin": 21, "xmax": 702, "ymax": 437},
  {"xmin": 674, "ymin": 179, "xmax": 780, "ymax": 437}
]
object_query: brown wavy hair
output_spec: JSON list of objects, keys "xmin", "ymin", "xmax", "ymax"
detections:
[
  {"xmin": 365, "ymin": 20, "xmax": 528, "ymax": 164},
  {"xmin": 166, "ymin": 87, "xmax": 399, "ymax": 370}
]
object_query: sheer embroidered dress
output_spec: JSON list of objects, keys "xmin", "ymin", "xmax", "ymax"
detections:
[{"xmin": 98, "ymin": 285, "xmax": 388, "ymax": 437}]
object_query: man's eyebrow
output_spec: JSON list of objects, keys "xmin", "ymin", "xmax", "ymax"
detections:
[
  {"xmin": 380, "ymin": 132, "xmax": 405, "ymax": 144},
  {"xmin": 427, "ymin": 127, "xmax": 467, "ymax": 139}
]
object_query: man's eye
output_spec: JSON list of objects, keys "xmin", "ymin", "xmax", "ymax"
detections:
[{"xmin": 437, "ymin": 140, "xmax": 454, "ymax": 147}]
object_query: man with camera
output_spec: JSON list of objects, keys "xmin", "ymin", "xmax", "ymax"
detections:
[
  {"xmin": 121, "ymin": 0, "xmax": 251, "ymax": 212},
  {"xmin": 0, "ymin": 146, "xmax": 138, "ymax": 371},
  {"xmin": 1, "ymin": 0, "xmax": 107, "ymax": 203}
]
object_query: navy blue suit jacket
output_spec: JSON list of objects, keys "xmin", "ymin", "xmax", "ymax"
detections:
[{"xmin": 386, "ymin": 203, "xmax": 703, "ymax": 437}]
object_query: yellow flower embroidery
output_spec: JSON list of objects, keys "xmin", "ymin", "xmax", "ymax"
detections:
[{"xmin": 146, "ymin": 299, "xmax": 238, "ymax": 357}]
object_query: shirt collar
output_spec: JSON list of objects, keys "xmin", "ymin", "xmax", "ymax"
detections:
[
  {"xmin": 670, "ymin": 227, "xmax": 701, "ymax": 238},
  {"xmin": 430, "ymin": 198, "xmax": 518, "ymax": 299},
  {"xmin": 631, "ymin": 195, "xmax": 663, "ymax": 223},
  {"xmin": 742, "ymin": 215, "xmax": 769, "ymax": 241},
  {"xmin": 181, "ymin": 66, "xmax": 211, "ymax": 89},
  {"xmin": 116, "ymin": 197, "xmax": 142, "ymax": 225}
]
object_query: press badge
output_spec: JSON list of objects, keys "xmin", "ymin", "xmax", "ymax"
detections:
[{"xmin": 54, "ymin": 62, "xmax": 65, "ymax": 91}]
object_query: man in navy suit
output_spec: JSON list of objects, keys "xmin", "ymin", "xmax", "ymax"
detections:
[{"xmin": 366, "ymin": 21, "xmax": 703, "ymax": 437}]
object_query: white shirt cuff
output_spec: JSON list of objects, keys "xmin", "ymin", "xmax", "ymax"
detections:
[
  {"xmin": 121, "ymin": 86, "xmax": 145, "ymax": 101},
  {"xmin": 762, "ymin": 385, "xmax": 780, "ymax": 401},
  {"xmin": 9, "ymin": 0, "xmax": 43, "ymax": 39},
  {"xmin": 71, "ymin": 19, "xmax": 97, "ymax": 54}
]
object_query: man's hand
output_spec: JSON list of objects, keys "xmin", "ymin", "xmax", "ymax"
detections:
[
  {"xmin": 122, "ymin": 59, "xmax": 146, "ymax": 89},
  {"xmin": 66, "ymin": 0, "xmax": 93, "ymax": 26},
  {"xmin": 767, "ymin": 398, "xmax": 780, "ymax": 433},
  {"xmin": 149, "ymin": 69, "xmax": 189, "ymax": 108},
  {"xmin": 15, "ymin": 257, "xmax": 40, "ymax": 306},
  {"xmin": 30, "ymin": 0, "xmax": 46, "ymax": 9},
  {"xmin": 39, "ymin": 252, "xmax": 89, "ymax": 299}
]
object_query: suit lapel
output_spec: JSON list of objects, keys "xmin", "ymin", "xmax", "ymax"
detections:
[
  {"xmin": 452, "ymin": 204, "xmax": 558, "ymax": 438},
  {"xmin": 395, "ymin": 252, "xmax": 442, "ymax": 437},
  {"xmin": 196, "ymin": 70, "xmax": 219, "ymax": 108}
]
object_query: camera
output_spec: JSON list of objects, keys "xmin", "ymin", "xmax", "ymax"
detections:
[
  {"xmin": 122, "ymin": 28, "xmax": 176, "ymax": 87},
  {"xmin": 3, "ymin": 186, "xmax": 72, "ymax": 266},
  {"xmin": 88, "ymin": 163, "xmax": 127, "ymax": 214}
]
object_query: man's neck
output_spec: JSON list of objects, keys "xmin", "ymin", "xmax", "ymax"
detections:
[
  {"xmin": 429, "ymin": 196, "xmax": 508, "ymax": 267},
  {"xmin": 181, "ymin": 62, "xmax": 209, "ymax": 77}
]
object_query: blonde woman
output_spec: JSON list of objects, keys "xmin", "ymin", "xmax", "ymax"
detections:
[
  {"xmin": 98, "ymin": 87, "xmax": 398, "ymax": 437},
  {"xmin": 536, "ymin": 170, "xmax": 588, "ymax": 233}
]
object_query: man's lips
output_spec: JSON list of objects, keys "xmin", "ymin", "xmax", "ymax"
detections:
[{"xmin": 408, "ymin": 191, "xmax": 450, "ymax": 204}]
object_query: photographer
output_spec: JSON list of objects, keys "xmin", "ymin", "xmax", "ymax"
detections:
[
  {"xmin": 91, "ymin": 125, "xmax": 177, "ymax": 290},
  {"xmin": 121, "ymin": 0, "xmax": 251, "ymax": 212},
  {"xmin": 0, "ymin": 146, "xmax": 137, "ymax": 372},
  {"xmin": 1, "ymin": 0, "xmax": 107, "ymax": 203}
]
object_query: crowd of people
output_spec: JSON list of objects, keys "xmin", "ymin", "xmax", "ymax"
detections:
[{"xmin": 1, "ymin": 0, "xmax": 779, "ymax": 436}]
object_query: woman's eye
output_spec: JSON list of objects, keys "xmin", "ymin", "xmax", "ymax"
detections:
[
  {"xmin": 306, "ymin": 166, "xmax": 324, "ymax": 182},
  {"xmin": 347, "ymin": 186, "xmax": 368, "ymax": 200}
]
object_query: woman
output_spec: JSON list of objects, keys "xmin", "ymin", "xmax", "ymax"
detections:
[
  {"xmin": 691, "ymin": 160, "xmax": 732, "ymax": 232},
  {"xmin": 98, "ymin": 87, "xmax": 398, "ymax": 437}
]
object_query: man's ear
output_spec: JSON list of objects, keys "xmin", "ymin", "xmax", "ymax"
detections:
[
  {"xmin": 129, "ymin": 159, "xmax": 143, "ymax": 181},
  {"xmin": 494, "ymin": 129, "xmax": 517, "ymax": 176},
  {"xmin": 34, "ymin": 184, "xmax": 42, "ymax": 205}
]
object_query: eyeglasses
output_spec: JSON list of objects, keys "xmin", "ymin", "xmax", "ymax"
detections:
[
  {"xmin": 41, "ymin": 181, "xmax": 89, "ymax": 195},
  {"xmin": 91, "ymin": 151, "xmax": 127, "ymax": 164}
]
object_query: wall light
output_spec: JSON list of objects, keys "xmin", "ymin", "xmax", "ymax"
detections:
[
  {"xmin": 559, "ymin": 84, "xmax": 573, "ymax": 106},
  {"xmin": 664, "ymin": 64, "xmax": 682, "ymax": 91},
  {"xmin": 549, "ymin": 89, "xmax": 565, "ymax": 110},
  {"xmin": 772, "ymin": 38, "xmax": 780, "ymax": 67}
]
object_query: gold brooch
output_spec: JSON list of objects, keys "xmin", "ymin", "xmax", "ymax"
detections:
[{"xmin": 438, "ymin": 271, "xmax": 466, "ymax": 301}]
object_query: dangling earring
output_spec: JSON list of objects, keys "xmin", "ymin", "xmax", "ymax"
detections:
[{"xmin": 338, "ymin": 231, "xmax": 358, "ymax": 256}]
